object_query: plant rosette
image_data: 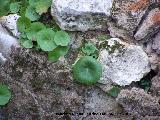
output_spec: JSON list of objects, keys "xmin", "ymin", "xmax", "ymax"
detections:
[{"xmin": 73, "ymin": 56, "xmax": 102, "ymax": 85}]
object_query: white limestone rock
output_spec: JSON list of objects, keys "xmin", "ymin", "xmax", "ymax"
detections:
[
  {"xmin": 0, "ymin": 14, "xmax": 20, "ymax": 37},
  {"xmin": 0, "ymin": 24, "xmax": 19, "ymax": 64},
  {"xmin": 51, "ymin": 0, "xmax": 113, "ymax": 31},
  {"xmin": 99, "ymin": 38, "xmax": 150, "ymax": 86}
]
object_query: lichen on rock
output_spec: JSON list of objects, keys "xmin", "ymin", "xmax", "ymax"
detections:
[
  {"xmin": 51, "ymin": 0, "xmax": 113, "ymax": 31},
  {"xmin": 99, "ymin": 38, "xmax": 150, "ymax": 86}
]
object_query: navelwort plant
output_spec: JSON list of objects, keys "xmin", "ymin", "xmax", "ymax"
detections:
[
  {"xmin": 6, "ymin": 0, "xmax": 71, "ymax": 62},
  {"xmin": 73, "ymin": 56, "xmax": 102, "ymax": 85},
  {"xmin": 0, "ymin": 0, "xmax": 71, "ymax": 104},
  {"xmin": 81, "ymin": 42, "xmax": 99, "ymax": 59}
]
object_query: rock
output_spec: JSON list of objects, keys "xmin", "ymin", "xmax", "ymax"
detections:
[
  {"xmin": 107, "ymin": 22, "xmax": 135, "ymax": 43},
  {"xmin": 144, "ymin": 40, "xmax": 159, "ymax": 70},
  {"xmin": 112, "ymin": 0, "xmax": 149, "ymax": 35},
  {"xmin": 0, "ymin": 48, "xmax": 84, "ymax": 120},
  {"xmin": 151, "ymin": 72, "xmax": 160, "ymax": 95},
  {"xmin": 117, "ymin": 87, "xmax": 160, "ymax": 117},
  {"xmin": 99, "ymin": 38, "xmax": 150, "ymax": 86},
  {"xmin": 148, "ymin": 53, "xmax": 159, "ymax": 70},
  {"xmin": 112, "ymin": 0, "xmax": 160, "ymax": 38},
  {"xmin": 152, "ymin": 32, "xmax": 160, "ymax": 54},
  {"xmin": 0, "ymin": 14, "xmax": 20, "ymax": 38},
  {"xmin": 134, "ymin": 8, "xmax": 160, "ymax": 40},
  {"xmin": 51, "ymin": 0, "xmax": 113, "ymax": 31},
  {"xmin": 0, "ymin": 24, "xmax": 19, "ymax": 61},
  {"xmin": 140, "ymin": 116, "xmax": 160, "ymax": 120},
  {"xmin": 83, "ymin": 88, "xmax": 132, "ymax": 120},
  {"xmin": 0, "ymin": 53, "xmax": 7, "ymax": 65}
]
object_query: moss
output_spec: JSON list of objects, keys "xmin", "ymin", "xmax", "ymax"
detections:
[{"xmin": 98, "ymin": 40, "xmax": 125, "ymax": 54}]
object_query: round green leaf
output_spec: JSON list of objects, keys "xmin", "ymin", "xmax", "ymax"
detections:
[
  {"xmin": 35, "ymin": 0, "xmax": 51, "ymax": 15},
  {"xmin": 17, "ymin": 16, "xmax": 31, "ymax": 32},
  {"xmin": 48, "ymin": 46, "xmax": 69, "ymax": 62},
  {"xmin": 73, "ymin": 56, "xmax": 102, "ymax": 85},
  {"xmin": 0, "ymin": 84, "xmax": 11, "ymax": 106},
  {"xmin": 26, "ymin": 22, "xmax": 46, "ymax": 40},
  {"xmin": 10, "ymin": 2, "xmax": 20, "ymax": 13},
  {"xmin": 0, "ymin": 0, "xmax": 11, "ymax": 17},
  {"xmin": 22, "ymin": 40, "xmax": 33, "ymax": 48},
  {"xmin": 25, "ymin": 6, "xmax": 40, "ymax": 21},
  {"xmin": 36, "ymin": 29, "xmax": 57, "ymax": 51},
  {"xmin": 54, "ymin": 31, "xmax": 70, "ymax": 46},
  {"xmin": 82, "ymin": 42, "xmax": 97, "ymax": 55}
]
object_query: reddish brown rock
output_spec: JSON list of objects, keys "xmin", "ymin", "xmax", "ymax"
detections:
[
  {"xmin": 134, "ymin": 8, "xmax": 160, "ymax": 40},
  {"xmin": 112, "ymin": 0, "xmax": 150, "ymax": 35}
]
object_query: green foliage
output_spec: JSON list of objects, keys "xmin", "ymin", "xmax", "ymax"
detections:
[
  {"xmin": 35, "ymin": 0, "xmax": 52, "ymax": 15},
  {"xmin": 10, "ymin": 2, "xmax": 20, "ymax": 13},
  {"xmin": 107, "ymin": 86, "xmax": 121, "ymax": 98},
  {"xmin": 17, "ymin": 17, "xmax": 70, "ymax": 61},
  {"xmin": 48, "ymin": 46, "xmax": 69, "ymax": 62},
  {"xmin": 81, "ymin": 42, "xmax": 99, "ymax": 59},
  {"xmin": 0, "ymin": 84, "xmax": 11, "ymax": 106},
  {"xmin": 36, "ymin": 29, "xmax": 57, "ymax": 51},
  {"xmin": 82, "ymin": 42, "xmax": 97, "ymax": 56},
  {"xmin": 26, "ymin": 22, "xmax": 46, "ymax": 40},
  {"xmin": 22, "ymin": 40, "xmax": 33, "ymax": 48},
  {"xmin": 73, "ymin": 56, "xmax": 102, "ymax": 85},
  {"xmin": 0, "ymin": 0, "xmax": 11, "ymax": 17},
  {"xmin": 97, "ymin": 34, "xmax": 111, "ymax": 41},
  {"xmin": 25, "ymin": 6, "xmax": 40, "ymax": 21},
  {"xmin": 54, "ymin": 31, "xmax": 70, "ymax": 46},
  {"xmin": 0, "ymin": 0, "xmax": 51, "ymax": 20},
  {"xmin": 17, "ymin": 16, "xmax": 31, "ymax": 32},
  {"xmin": 29, "ymin": 0, "xmax": 52, "ymax": 15},
  {"xmin": 138, "ymin": 79, "xmax": 151, "ymax": 91}
]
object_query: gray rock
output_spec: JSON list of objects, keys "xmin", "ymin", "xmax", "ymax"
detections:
[
  {"xmin": 51, "ymin": 0, "xmax": 113, "ymax": 31},
  {"xmin": 134, "ymin": 8, "xmax": 160, "ymax": 40},
  {"xmin": 152, "ymin": 32, "xmax": 160, "ymax": 54},
  {"xmin": 144, "ymin": 40, "xmax": 159, "ymax": 70},
  {"xmin": 99, "ymin": 38, "xmax": 150, "ymax": 86},
  {"xmin": 117, "ymin": 87, "xmax": 160, "ymax": 117},
  {"xmin": 83, "ymin": 88, "xmax": 132, "ymax": 120},
  {"xmin": 0, "ymin": 24, "xmax": 19, "ymax": 58},
  {"xmin": 112, "ymin": 0, "xmax": 149, "ymax": 36},
  {"xmin": 151, "ymin": 72, "xmax": 160, "ymax": 95},
  {"xmin": 0, "ymin": 48, "xmax": 84, "ymax": 120},
  {"xmin": 0, "ymin": 14, "xmax": 20, "ymax": 38}
]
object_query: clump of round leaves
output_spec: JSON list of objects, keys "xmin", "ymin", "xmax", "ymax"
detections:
[
  {"xmin": 48, "ymin": 46, "xmax": 69, "ymax": 62},
  {"xmin": 54, "ymin": 31, "xmax": 70, "ymax": 46},
  {"xmin": 26, "ymin": 22, "xmax": 46, "ymax": 40},
  {"xmin": 73, "ymin": 56, "xmax": 102, "ymax": 85},
  {"xmin": 0, "ymin": 84, "xmax": 11, "ymax": 106},
  {"xmin": 36, "ymin": 29, "xmax": 57, "ymax": 51}
]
